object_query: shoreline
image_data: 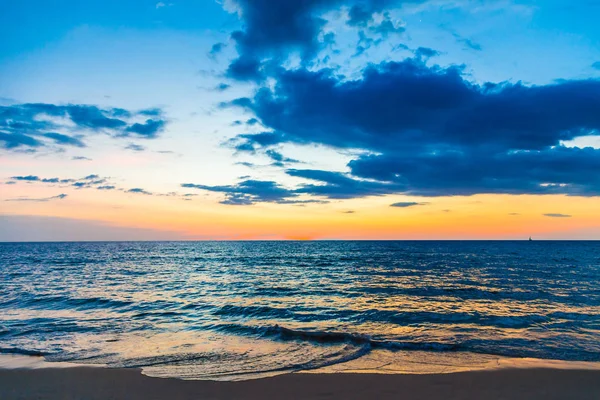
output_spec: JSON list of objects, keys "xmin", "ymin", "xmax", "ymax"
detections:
[
  {"xmin": 2, "ymin": 366, "xmax": 600, "ymax": 400},
  {"xmin": 2, "ymin": 351, "xmax": 600, "ymax": 379}
]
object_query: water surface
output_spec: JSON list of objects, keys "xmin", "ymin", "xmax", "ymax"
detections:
[{"xmin": 1, "ymin": 241, "xmax": 599, "ymax": 379}]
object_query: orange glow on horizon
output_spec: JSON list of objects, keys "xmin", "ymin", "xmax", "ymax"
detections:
[{"xmin": 2, "ymin": 183, "xmax": 599, "ymax": 240}]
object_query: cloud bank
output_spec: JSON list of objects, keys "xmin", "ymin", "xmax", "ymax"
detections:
[{"xmin": 0, "ymin": 103, "xmax": 167, "ymax": 152}]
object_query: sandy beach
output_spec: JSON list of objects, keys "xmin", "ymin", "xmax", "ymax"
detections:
[{"xmin": 1, "ymin": 367, "xmax": 600, "ymax": 400}]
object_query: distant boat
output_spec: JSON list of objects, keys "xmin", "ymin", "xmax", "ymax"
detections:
[{"xmin": 529, "ymin": 236, "xmax": 532, "ymax": 241}]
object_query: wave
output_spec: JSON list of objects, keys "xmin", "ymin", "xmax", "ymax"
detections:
[
  {"xmin": 208, "ymin": 302, "xmax": 570, "ymax": 330},
  {"xmin": 0, "ymin": 347, "xmax": 49, "ymax": 357},
  {"xmin": 0, "ymin": 294, "xmax": 134, "ymax": 311},
  {"xmin": 206, "ymin": 322, "xmax": 600, "ymax": 361},
  {"xmin": 209, "ymin": 322, "xmax": 461, "ymax": 352}
]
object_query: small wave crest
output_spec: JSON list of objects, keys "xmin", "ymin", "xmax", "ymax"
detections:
[{"xmin": 210, "ymin": 322, "xmax": 461, "ymax": 352}]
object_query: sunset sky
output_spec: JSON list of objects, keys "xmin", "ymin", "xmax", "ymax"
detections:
[{"xmin": 1, "ymin": 0, "xmax": 600, "ymax": 240}]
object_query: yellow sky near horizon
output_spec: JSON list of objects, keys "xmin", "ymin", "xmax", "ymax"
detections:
[{"xmin": 2, "ymin": 181, "xmax": 599, "ymax": 240}]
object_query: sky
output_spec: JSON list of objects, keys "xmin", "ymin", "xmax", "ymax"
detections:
[{"xmin": 1, "ymin": 0, "xmax": 600, "ymax": 241}]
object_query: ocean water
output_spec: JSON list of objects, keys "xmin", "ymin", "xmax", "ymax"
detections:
[{"xmin": 1, "ymin": 241, "xmax": 599, "ymax": 379}]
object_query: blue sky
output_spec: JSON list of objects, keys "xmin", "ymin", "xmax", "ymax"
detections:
[{"xmin": 1, "ymin": 0, "xmax": 600, "ymax": 240}]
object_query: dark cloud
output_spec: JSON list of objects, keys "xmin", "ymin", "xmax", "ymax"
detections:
[
  {"xmin": 222, "ymin": 0, "xmax": 422, "ymax": 81},
  {"xmin": 208, "ymin": 42, "xmax": 226, "ymax": 59},
  {"xmin": 6, "ymin": 194, "xmax": 68, "ymax": 202},
  {"xmin": 64, "ymin": 105, "xmax": 128, "ymax": 130},
  {"xmin": 138, "ymin": 108, "xmax": 163, "ymax": 117},
  {"xmin": 43, "ymin": 133, "xmax": 86, "ymax": 147},
  {"xmin": 220, "ymin": 193, "xmax": 255, "ymax": 205},
  {"xmin": 451, "ymin": 31, "xmax": 482, "ymax": 51},
  {"xmin": 125, "ymin": 143, "xmax": 146, "ymax": 152},
  {"xmin": 368, "ymin": 12, "xmax": 405, "ymax": 37},
  {"xmin": 182, "ymin": 167, "xmax": 403, "ymax": 205},
  {"xmin": 0, "ymin": 103, "xmax": 167, "ymax": 152},
  {"xmin": 124, "ymin": 119, "xmax": 165, "ymax": 139},
  {"xmin": 215, "ymin": 83, "xmax": 231, "ymax": 92},
  {"xmin": 127, "ymin": 188, "xmax": 153, "ymax": 195},
  {"xmin": 0, "ymin": 132, "xmax": 43, "ymax": 149},
  {"xmin": 228, "ymin": 131, "xmax": 286, "ymax": 152},
  {"xmin": 235, "ymin": 161, "xmax": 256, "ymax": 168},
  {"xmin": 265, "ymin": 149, "xmax": 300, "ymax": 166},
  {"xmin": 544, "ymin": 213, "xmax": 572, "ymax": 218},
  {"xmin": 390, "ymin": 202, "xmax": 428, "ymax": 207},
  {"xmin": 72, "ymin": 156, "xmax": 92, "ymax": 161},
  {"xmin": 9, "ymin": 175, "xmax": 74, "ymax": 184},
  {"xmin": 354, "ymin": 30, "xmax": 382, "ymax": 57},
  {"xmin": 225, "ymin": 58, "xmax": 600, "ymax": 197},
  {"xmin": 348, "ymin": 4, "xmax": 373, "ymax": 27},
  {"xmin": 11, "ymin": 175, "xmax": 42, "ymax": 182},
  {"xmin": 6, "ymin": 173, "xmax": 192, "ymax": 200},
  {"xmin": 181, "ymin": 179, "xmax": 328, "ymax": 205},
  {"xmin": 288, "ymin": 168, "xmax": 405, "ymax": 199},
  {"xmin": 226, "ymin": 55, "xmax": 265, "ymax": 81},
  {"xmin": 72, "ymin": 179, "xmax": 106, "ymax": 188},
  {"xmin": 414, "ymin": 46, "xmax": 439, "ymax": 59},
  {"xmin": 9, "ymin": 174, "xmax": 109, "ymax": 190},
  {"xmin": 182, "ymin": 180, "xmax": 297, "ymax": 205}
]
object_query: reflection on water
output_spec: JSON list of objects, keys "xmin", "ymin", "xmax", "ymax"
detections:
[{"xmin": 0, "ymin": 241, "xmax": 599, "ymax": 379}]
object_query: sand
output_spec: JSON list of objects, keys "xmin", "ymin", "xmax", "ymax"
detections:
[{"xmin": 1, "ymin": 367, "xmax": 600, "ymax": 399}]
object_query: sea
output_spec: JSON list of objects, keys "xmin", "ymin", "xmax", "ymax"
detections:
[{"xmin": 1, "ymin": 241, "xmax": 599, "ymax": 380}]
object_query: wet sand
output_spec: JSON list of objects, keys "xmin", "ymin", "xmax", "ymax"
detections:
[{"xmin": 1, "ymin": 367, "xmax": 600, "ymax": 400}]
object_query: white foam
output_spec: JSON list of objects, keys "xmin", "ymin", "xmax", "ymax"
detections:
[{"xmin": 0, "ymin": 354, "xmax": 98, "ymax": 370}]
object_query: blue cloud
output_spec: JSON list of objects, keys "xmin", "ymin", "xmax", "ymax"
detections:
[
  {"xmin": 127, "ymin": 188, "xmax": 153, "ymax": 195},
  {"xmin": 63, "ymin": 105, "xmax": 127, "ymax": 130},
  {"xmin": 182, "ymin": 180, "xmax": 297, "ymax": 204},
  {"xmin": 43, "ymin": 133, "xmax": 86, "ymax": 147},
  {"xmin": 415, "ymin": 47, "xmax": 440, "ymax": 60},
  {"xmin": 124, "ymin": 119, "xmax": 165, "ymax": 139},
  {"xmin": 6, "ymin": 194, "xmax": 68, "ymax": 202},
  {"xmin": 390, "ymin": 202, "xmax": 428, "ymax": 207},
  {"xmin": 10, "ymin": 175, "xmax": 42, "ymax": 182},
  {"xmin": 226, "ymin": 55, "xmax": 265, "ymax": 81},
  {"xmin": 222, "ymin": 0, "xmax": 420, "ymax": 81},
  {"xmin": 9, "ymin": 175, "xmax": 110, "ymax": 189},
  {"xmin": 451, "ymin": 31, "xmax": 482, "ymax": 51},
  {"xmin": 138, "ymin": 108, "xmax": 163, "ymax": 117},
  {"xmin": 181, "ymin": 179, "xmax": 328, "ymax": 205},
  {"xmin": 10, "ymin": 175, "xmax": 74, "ymax": 184},
  {"xmin": 544, "ymin": 213, "xmax": 572, "ymax": 218},
  {"xmin": 288, "ymin": 168, "xmax": 406, "ymax": 199},
  {"xmin": 347, "ymin": 4, "xmax": 373, "ymax": 27},
  {"xmin": 224, "ymin": 58, "xmax": 600, "ymax": 197},
  {"xmin": 208, "ymin": 42, "xmax": 226, "ymax": 59},
  {"xmin": 0, "ymin": 103, "xmax": 167, "ymax": 152},
  {"xmin": 215, "ymin": 83, "xmax": 231, "ymax": 92},
  {"xmin": 265, "ymin": 149, "xmax": 300, "ymax": 166},
  {"xmin": 125, "ymin": 143, "xmax": 146, "ymax": 152},
  {"xmin": 0, "ymin": 132, "xmax": 43, "ymax": 149}
]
